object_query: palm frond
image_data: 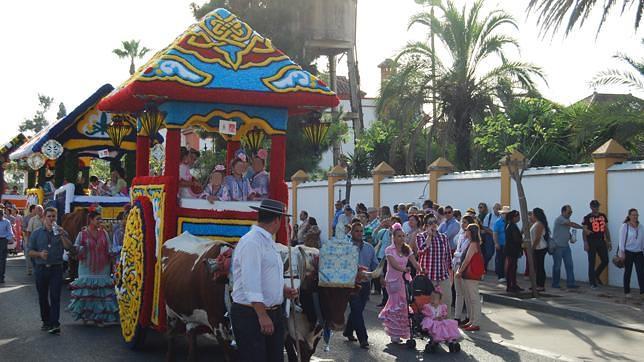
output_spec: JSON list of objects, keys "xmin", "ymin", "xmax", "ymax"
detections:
[{"xmin": 590, "ymin": 69, "xmax": 644, "ymax": 92}]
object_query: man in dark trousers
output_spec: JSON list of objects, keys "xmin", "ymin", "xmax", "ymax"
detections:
[
  {"xmin": 28, "ymin": 207, "xmax": 72, "ymax": 334},
  {"xmin": 583, "ymin": 200, "xmax": 612, "ymax": 289},
  {"xmin": 344, "ymin": 221, "xmax": 379, "ymax": 349},
  {"xmin": 231, "ymin": 199, "xmax": 298, "ymax": 362}
]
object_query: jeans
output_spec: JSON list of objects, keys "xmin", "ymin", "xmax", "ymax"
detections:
[
  {"xmin": 482, "ymin": 236, "xmax": 495, "ymax": 271},
  {"xmin": 344, "ymin": 282, "xmax": 370, "ymax": 343},
  {"xmin": 534, "ymin": 248, "xmax": 547, "ymax": 288},
  {"xmin": 231, "ymin": 303, "xmax": 285, "ymax": 362},
  {"xmin": 587, "ymin": 240, "xmax": 608, "ymax": 286},
  {"xmin": 0, "ymin": 238, "xmax": 7, "ymax": 281},
  {"xmin": 623, "ymin": 250, "xmax": 644, "ymax": 294},
  {"xmin": 34, "ymin": 264, "xmax": 64, "ymax": 327},
  {"xmin": 552, "ymin": 245, "xmax": 576, "ymax": 288},
  {"xmin": 495, "ymin": 246, "xmax": 505, "ymax": 279}
]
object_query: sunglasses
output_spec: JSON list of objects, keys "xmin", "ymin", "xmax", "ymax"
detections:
[{"xmin": 445, "ymin": 211, "xmax": 453, "ymax": 214}]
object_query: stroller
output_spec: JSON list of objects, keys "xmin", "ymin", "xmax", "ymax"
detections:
[{"xmin": 405, "ymin": 274, "xmax": 462, "ymax": 354}]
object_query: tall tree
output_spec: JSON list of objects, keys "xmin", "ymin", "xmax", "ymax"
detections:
[
  {"xmin": 400, "ymin": 0, "xmax": 545, "ymax": 170},
  {"xmin": 527, "ymin": 0, "xmax": 643, "ymax": 37},
  {"xmin": 19, "ymin": 94, "xmax": 54, "ymax": 134},
  {"xmin": 112, "ymin": 40, "xmax": 151, "ymax": 75},
  {"xmin": 56, "ymin": 102, "xmax": 67, "ymax": 120}
]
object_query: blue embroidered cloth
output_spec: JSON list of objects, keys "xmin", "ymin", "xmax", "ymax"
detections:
[{"xmin": 319, "ymin": 241, "xmax": 358, "ymax": 288}]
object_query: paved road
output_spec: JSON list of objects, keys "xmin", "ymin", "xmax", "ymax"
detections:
[{"xmin": 0, "ymin": 255, "xmax": 638, "ymax": 361}]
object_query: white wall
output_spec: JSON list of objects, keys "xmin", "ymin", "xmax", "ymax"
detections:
[
  {"xmin": 509, "ymin": 165, "xmax": 595, "ymax": 282},
  {"xmin": 290, "ymin": 161, "xmax": 644, "ymax": 288},
  {"xmin": 607, "ymin": 161, "xmax": 644, "ymax": 288}
]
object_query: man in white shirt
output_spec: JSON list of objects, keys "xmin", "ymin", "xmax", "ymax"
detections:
[{"xmin": 231, "ymin": 199, "xmax": 298, "ymax": 362}]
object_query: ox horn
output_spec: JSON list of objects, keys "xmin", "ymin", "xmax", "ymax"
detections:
[{"xmin": 370, "ymin": 258, "xmax": 386, "ymax": 279}]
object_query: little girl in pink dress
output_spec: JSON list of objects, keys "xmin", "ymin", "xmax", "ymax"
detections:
[{"xmin": 421, "ymin": 286, "xmax": 461, "ymax": 343}]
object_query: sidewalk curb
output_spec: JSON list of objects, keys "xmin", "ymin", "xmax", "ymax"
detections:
[{"xmin": 481, "ymin": 291, "xmax": 644, "ymax": 334}]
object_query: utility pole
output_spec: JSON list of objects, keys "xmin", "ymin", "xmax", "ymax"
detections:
[{"xmin": 426, "ymin": 5, "xmax": 438, "ymax": 166}]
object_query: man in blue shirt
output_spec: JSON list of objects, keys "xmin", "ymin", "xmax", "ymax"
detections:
[
  {"xmin": 28, "ymin": 207, "xmax": 72, "ymax": 334},
  {"xmin": 438, "ymin": 205, "xmax": 460, "ymax": 250},
  {"xmin": 493, "ymin": 206, "xmax": 511, "ymax": 282},
  {"xmin": 344, "ymin": 221, "xmax": 378, "ymax": 349},
  {"xmin": 0, "ymin": 206, "xmax": 16, "ymax": 283}
]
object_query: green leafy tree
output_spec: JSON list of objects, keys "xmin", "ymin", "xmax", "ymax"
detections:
[
  {"xmin": 399, "ymin": 0, "xmax": 545, "ymax": 170},
  {"xmin": 56, "ymin": 102, "xmax": 67, "ymax": 120},
  {"xmin": 19, "ymin": 94, "xmax": 54, "ymax": 134},
  {"xmin": 527, "ymin": 0, "xmax": 643, "ymax": 37},
  {"xmin": 113, "ymin": 40, "xmax": 151, "ymax": 75},
  {"xmin": 474, "ymin": 98, "xmax": 572, "ymax": 168},
  {"xmin": 90, "ymin": 159, "xmax": 111, "ymax": 182}
]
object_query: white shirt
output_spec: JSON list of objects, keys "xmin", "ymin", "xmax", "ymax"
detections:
[
  {"xmin": 619, "ymin": 223, "xmax": 644, "ymax": 253},
  {"xmin": 232, "ymin": 225, "xmax": 284, "ymax": 306},
  {"xmin": 483, "ymin": 212, "xmax": 500, "ymax": 230}
]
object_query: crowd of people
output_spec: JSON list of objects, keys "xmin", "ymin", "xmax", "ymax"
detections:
[
  {"xmin": 0, "ymin": 199, "xmax": 127, "ymax": 335},
  {"xmin": 291, "ymin": 198, "xmax": 644, "ymax": 348}
]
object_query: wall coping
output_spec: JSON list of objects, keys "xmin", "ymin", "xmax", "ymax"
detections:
[{"xmin": 608, "ymin": 160, "xmax": 644, "ymax": 172}]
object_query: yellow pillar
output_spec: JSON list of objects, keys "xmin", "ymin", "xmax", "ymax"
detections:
[
  {"xmin": 500, "ymin": 162, "xmax": 511, "ymax": 207},
  {"xmin": 290, "ymin": 170, "xmax": 309, "ymax": 229},
  {"xmin": 327, "ymin": 165, "xmax": 347, "ymax": 236},
  {"xmin": 372, "ymin": 162, "xmax": 395, "ymax": 209},
  {"xmin": 427, "ymin": 157, "xmax": 454, "ymax": 204},
  {"xmin": 499, "ymin": 150, "xmax": 525, "ymax": 208},
  {"xmin": 592, "ymin": 139, "xmax": 629, "ymax": 285}
]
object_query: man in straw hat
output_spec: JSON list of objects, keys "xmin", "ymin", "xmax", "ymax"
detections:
[
  {"xmin": 493, "ymin": 205, "xmax": 512, "ymax": 283},
  {"xmin": 231, "ymin": 199, "xmax": 298, "ymax": 362}
]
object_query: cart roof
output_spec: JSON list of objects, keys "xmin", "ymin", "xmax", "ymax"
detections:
[
  {"xmin": 10, "ymin": 84, "xmax": 155, "ymax": 161},
  {"xmin": 98, "ymin": 8, "xmax": 339, "ymax": 115}
]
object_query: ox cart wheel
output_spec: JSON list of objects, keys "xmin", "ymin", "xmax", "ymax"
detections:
[{"xmin": 115, "ymin": 199, "xmax": 155, "ymax": 350}]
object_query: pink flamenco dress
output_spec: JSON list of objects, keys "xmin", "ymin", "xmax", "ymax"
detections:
[
  {"xmin": 421, "ymin": 304, "xmax": 461, "ymax": 343},
  {"xmin": 378, "ymin": 245, "xmax": 412, "ymax": 340}
]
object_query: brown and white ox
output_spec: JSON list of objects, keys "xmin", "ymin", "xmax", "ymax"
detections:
[
  {"xmin": 161, "ymin": 232, "xmax": 235, "ymax": 362},
  {"xmin": 276, "ymin": 244, "xmax": 384, "ymax": 362},
  {"xmin": 61, "ymin": 208, "xmax": 89, "ymax": 280}
]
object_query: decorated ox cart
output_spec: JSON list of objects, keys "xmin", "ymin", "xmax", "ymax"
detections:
[
  {"xmin": 97, "ymin": 8, "xmax": 339, "ymax": 346},
  {"xmin": 9, "ymin": 84, "xmax": 157, "ymax": 220}
]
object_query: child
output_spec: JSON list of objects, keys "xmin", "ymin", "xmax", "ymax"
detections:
[
  {"xmin": 421, "ymin": 286, "xmax": 461, "ymax": 343},
  {"xmin": 201, "ymin": 165, "xmax": 229, "ymax": 202}
]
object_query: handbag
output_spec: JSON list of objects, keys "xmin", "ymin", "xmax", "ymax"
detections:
[
  {"xmin": 462, "ymin": 244, "xmax": 485, "ymax": 280},
  {"xmin": 612, "ymin": 226, "xmax": 630, "ymax": 269},
  {"xmin": 547, "ymin": 236, "xmax": 556, "ymax": 255}
]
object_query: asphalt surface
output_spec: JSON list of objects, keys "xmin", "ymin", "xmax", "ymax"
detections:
[{"xmin": 0, "ymin": 255, "xmax": 561, "ymax": 361}]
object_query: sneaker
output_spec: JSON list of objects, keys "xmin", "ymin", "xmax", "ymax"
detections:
[
  {"xmin": 48, "ymin": 326, "xmax": 61, "ymax": 335},
  {"xmin": 498, "ymin": 278, "xmax": 507, "ymax": 283},
  {"xmin": 359, "ymin": 341, "xmax": 370, "ymax": 349},
  {"xmin": 590, "ymin": 285, "xmax": 598, "ymax": 290},
  {"xmin": 41, "ymin": 323, "xmax": 50, "ymax": 331}
]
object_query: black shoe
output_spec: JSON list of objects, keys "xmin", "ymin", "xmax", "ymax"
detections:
[
  {"xmin": 48, "ymin": 326, "xmax": 60, "ymax": 335},
  {"xmin": 457, "ymin": 318, "xmax": 470, "ymax": 327},
  {"xmin": 376, "ymin": 303, "xmax": 386, "ymax": 307},
  {"xmin": 359, "ymin": 341, "xmax": 370, "ymax": 349},
  {"xmin": 41, "ymin": 323, "xmax": 50, "ymax": 331},
  {"xmin": 343, "ymin": 332, "xmax": 357, "ymax": 342}
]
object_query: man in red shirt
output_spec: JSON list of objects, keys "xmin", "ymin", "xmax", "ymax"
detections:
[{"xmin": 416, "ymin": 214, "xmax": 452, "ymax": 317}]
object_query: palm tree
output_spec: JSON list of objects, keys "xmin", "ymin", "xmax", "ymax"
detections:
[
  {"xmin": 590, "ymin": 41, "xmax": 644, "ymax": 93},
  {"xmin": 112, "ymin": 40, "xmax": 151, "ymax": 75},
  {"xmin": 527, "ymin": 0, "xmax": 643, "ymax": 37},
  {"xmin": 398, "ymin": 0, "xmax": 544, "ymax": 170}
]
